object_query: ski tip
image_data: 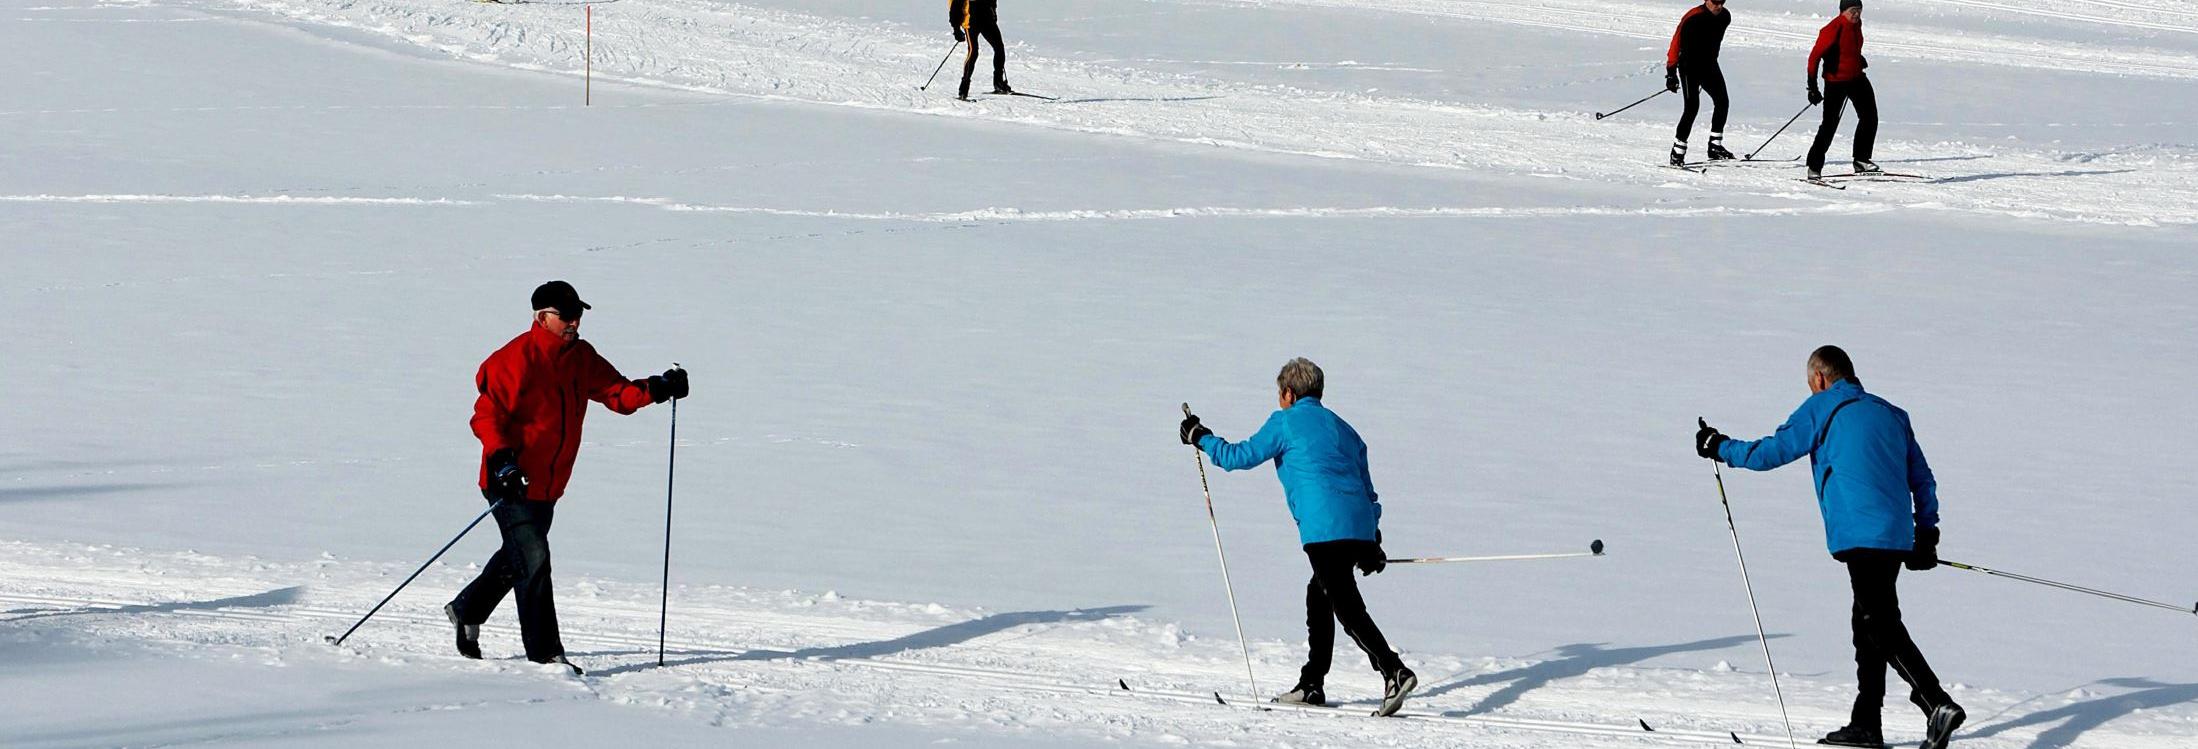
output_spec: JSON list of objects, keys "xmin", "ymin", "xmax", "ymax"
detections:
[
  {"xmin": 1591, "ymin": 539, "xmax": 1606, "ymax": 555},
  {"xmin": 1731, "ymin": 730, "xmax": 1743, "ymax": 743},
  {"xmin": 1118, "ymin": 679, "xmax": 1130, "ymax": 691},
  {"xmin": 1639, "ymin": 718, "xmax": 1655, "ymax": 732},
  {"xmin": 1213, "ymin": 691, "xmax": 1227, "ymax": 705}
]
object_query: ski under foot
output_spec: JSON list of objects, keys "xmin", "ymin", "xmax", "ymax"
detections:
[{"xmin": 1802, "ymin": 178, "xmax": 1850, "ymax": 190}]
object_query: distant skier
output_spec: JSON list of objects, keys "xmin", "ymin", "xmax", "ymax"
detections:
[
  {"xmin": 1666, "ymin": 0, "xmax": 1734, "ymax": 167},
  {"xmin": 445, "ymin": 281, "xmax": 688, "ymax": 675},
  {"xmin": 1696, "ymin": 346, "xmax": 1964, "ymax": 749},
  {"xmin": 1806, "ymin": 0, "xmax": 1878, "ymax": 180},
  {"xmin": 949, "ymin": 0, "xmax": 1012, "ymax": 100},
  {"xmin": 1180, "ymin": 358, "xmax": 1417, "ymax": 717}
]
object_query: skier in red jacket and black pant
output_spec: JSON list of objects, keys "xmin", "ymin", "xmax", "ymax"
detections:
[
  {"xmin": 444, "ymin": 280, "xmax": 687, "ymax": 674},
  {"xmin": 1666, "ymin": 0, "xmax": 1733, "ymax": 167},
  {"xmin": 1806, "ymin": 0, "xmax": 1879, "ymax": 180}
]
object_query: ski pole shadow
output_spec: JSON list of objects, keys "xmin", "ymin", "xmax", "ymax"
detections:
[
  {"xmin": 0, "ymin": 585, "xmax": 304, "ymax": 623},
  {"xmin": 1962, "ymin": 677, "xmax": 2198, "ymax": 749},
  {"xmin": 590, "ymin": 605, "xmax": 1148, "ymax": 677},
  {"xmin": 1429, "ymin": 634, "xmax": 1783, "ymax": 717},
  {"xmin": 1048, "ymin": 96, "xmax": 1224, "ymax": 104},
  {"xmin": 1929, "ymin": 168, "xmax": 2136, "ymax": 185}
]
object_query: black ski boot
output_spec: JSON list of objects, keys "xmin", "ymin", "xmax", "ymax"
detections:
[
  {"xmin": 991, "ymin": 78, "xmax": 1015, "ymax": 95},
  {"xmin": 1920, "ymin": 703, "xmax": 1965, "ymax": 749},
  {"xmin": 444, "ymin": 602, "xmax": 481, "ymax": 660},
  {"xmin": 1818, "ymin": 724, "xmax": 1886, "ymax": 748},
  {"xmin": 1373, "ymin": 667, "xmax": 1417, "ymax": 717},
  {"xmin": 1669, "ymin": 140, "xmax": 1688, "ymax": 168},
  {"xmin": 1271, "ymin": 683, "xmax": 1326, "ymax": 707},
  {"xmin": 536, "ymin": 655, "xmax": 584, "ymax": 676},
  {"xmin": 1853, "ymin": 159, "xmax": 1882, "ymax": 175},
  {"xmin": 1706, "ymin": 141, "xmax": 1736, "ymax": 161}
]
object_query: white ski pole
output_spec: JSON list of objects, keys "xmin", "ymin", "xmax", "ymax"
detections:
[
  {"xmin": 1711, "ymin": 452, "xmax": 1801, "ymax": 749},
  {"xmin": 1389, "ymin": 539, "xmax": 1605, "ymax": 564},
  {"xmin": 1185, "ymin": 403, "xmax": 1261, "ymax": 705}
]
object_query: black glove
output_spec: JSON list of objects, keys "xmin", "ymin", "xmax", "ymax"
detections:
[
  {"xmin": 1695, "ymin": 418, "xmax": 1729, "ymax": 462},
  {"xmin": 1808, "ymin": 85, "xmax": 1824, "ymax": 106},
  {"xmin": 1665, "ymin": 67, "xmax": 1680, "ymax": 93},
  {"xmin": 1358, "ymin": 532, "xmax": 1387, "ymax": 576},
  {"xmin": 645, "ymin": 367, "xmax": 689, "ymax": 403},
  {"xmin": 1179, "ymin": 414, "xmax": 1213, "ymax": 447},
  {"xmin": 1907, "ymin": 526, "xmax": 1940, "ymax": 571},
  {"xmin": 486, "ymin": 448, "xmax": 527, "ymax": 503},
  {"xmin": 953, "ymin": 28, "xmax": 965, "ymax": 42}
]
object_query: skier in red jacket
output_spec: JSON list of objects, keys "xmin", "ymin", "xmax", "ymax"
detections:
[
  {"xmin": 1665, "ymin": 0, "xmax": 1733, "ymax": 167},
  {"xmin": 1806, "ymin": 0, "xmax": 1878, "ymax": 180},
  {"xmin": 444, "ymin": 280, "xmax": 687, "ymax": 674}
]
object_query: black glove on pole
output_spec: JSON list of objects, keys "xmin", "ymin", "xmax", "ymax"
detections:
[
  {"xmin": 1665, "ymin": 67, "xmax": 1681, "ymax": 93},
  {"xmin": 646, "ymin": 366, "xmax": 690, "ymax": 403},
  {"xmin": 486, "ymin": 448, "xmax": 527, "ymax": 502},
  {"xmin": 1907, "ymin": 526, "xmax": 1940, "ymax": 571},
  {"xmin": 1180, "ymin": 413, "xmax": 1213, "ymax": 447},
  {"xmin": 1695, "ymin": 418, "xmax": 1729, "ymax": 461}
]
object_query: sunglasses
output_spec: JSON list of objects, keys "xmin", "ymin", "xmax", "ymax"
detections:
[{"xmin": 541, "ymin": 307, "xmax": 584, "ymax": 322}]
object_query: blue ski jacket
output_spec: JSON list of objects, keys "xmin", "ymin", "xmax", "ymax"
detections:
[
  {"xmin": 1717, "ymin": 379, "xmax": 1940, "ymax": 555},
  {"xmin": 1198, "ymin": 397, "xmax": 1381, "ymax": 545}
]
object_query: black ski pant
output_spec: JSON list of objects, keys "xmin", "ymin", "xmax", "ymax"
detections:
[
  {"xmin": 1840, "ymin": 549, "xmax": 1951, "ymax": 729},
  {"xmin": 1298, "ymin": 540, "xmax": 1406, "ymax": 688},
  {"xmin": 958, "ymin": 22, "xmax": 1006, "ymax": 97},
  {"xmin": 452, "ymin": 495, "xmax": 564, "ymax": 662},
  {"xmin": 1807, "ymin": 75, "xmax": 1878, "ymax": 173},
  {"xmin": 1674, "ymin": 63, "xmax": 1729, "ymax": 144}
]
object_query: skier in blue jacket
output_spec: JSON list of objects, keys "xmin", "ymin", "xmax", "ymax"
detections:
[
  {"xmin": 1180, "ymin": 358, "xmax": 1416, "ymax": 717},
  {"xmin": 1697, "ymin": 346, "xmax": 1964, "ymax": 749}
]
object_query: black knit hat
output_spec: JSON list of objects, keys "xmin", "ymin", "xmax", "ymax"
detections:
[
  {"xmin": 530, "ymin": 280, "xmax": 591, "ymax": 316},
  {"xmin": 1839, "ymin": 0, "xmax": 1862, "ymax": 10}
]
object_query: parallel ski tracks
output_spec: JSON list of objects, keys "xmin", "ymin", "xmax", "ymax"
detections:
[{"xmin": 0, "ymin": 588, "xmax": 1786, "ymax": 747}]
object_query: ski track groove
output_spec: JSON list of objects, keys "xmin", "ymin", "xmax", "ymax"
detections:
[{"xmin": 3, "ymin": 543, "xmax": 2190, "ymax": 748}]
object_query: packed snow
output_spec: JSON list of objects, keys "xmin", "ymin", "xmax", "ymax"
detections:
[{"xmin": 5, "ymin": 0, "xmax": 2196, "ymax": 746}]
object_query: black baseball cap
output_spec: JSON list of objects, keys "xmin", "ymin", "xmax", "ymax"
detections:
[{"xmin": 530, "ymin": 280, "xmax": 591, "ymax": 316}]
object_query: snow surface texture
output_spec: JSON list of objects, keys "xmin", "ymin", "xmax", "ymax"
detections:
[{"xmin": 5, "ymin": 0, "xmax": 2198, "ymax": 746}]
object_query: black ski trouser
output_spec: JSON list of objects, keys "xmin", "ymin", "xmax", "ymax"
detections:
[
  {"xmin": 1299, "ymin": 540, "xmax": 1406, "ymax": 688},
  {"xmin": 453, "ymin": 495, "xmax": 564, "ymax": 662},
  {"xmin": 1807, "ymin": 75, "xmax": 1878, "ymax": 172},
  {"xmin": 1840, "ymin": 549, "xmax": 1951, "ymax": 729},
  {"xmin": 958, "ymin": 21, "xmax": 1006, "ymax": 97},
  {"xmin": 1674, "ymin": 63, "xmax": 1729, "ymax": 143}
]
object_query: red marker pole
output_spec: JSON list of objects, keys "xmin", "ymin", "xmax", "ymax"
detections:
[{"xmin": 585, "ymin": 5, "xmax": 592, "ymax": 106}]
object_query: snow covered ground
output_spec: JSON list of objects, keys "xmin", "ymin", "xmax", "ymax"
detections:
[{"xmin": 5, "ymin": 0, "xmax": 2198, "ymax": 746}]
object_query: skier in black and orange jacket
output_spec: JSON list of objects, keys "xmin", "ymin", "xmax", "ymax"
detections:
[
  {"xmin": 1806, "ymin": 0, "xmax": 1879, "ymax": 179},
  {"xmin": 1665, "ymin": 0, "xmax": 1733, "ymax": 167},
  {"xmin": 950, "ymin": 0, "xmax": 1012, "ymax": 100}
]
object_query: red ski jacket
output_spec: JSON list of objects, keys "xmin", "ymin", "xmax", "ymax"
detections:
[
  {"xmin": 471, "ymin": 324, "xmax": 656, "ymax": 502},
  {"xmin": 1666, "ymin": 4, "xmax": 1730, "ymax": 69},
  {"xmin": 1809, "ymin": 14, "xmax": 1866, "ymax": 83}
]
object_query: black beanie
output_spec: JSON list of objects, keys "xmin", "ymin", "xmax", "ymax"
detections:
[{"xmin": 1840, "ymin": 0, "xmax": 1861, "ymax": 10}]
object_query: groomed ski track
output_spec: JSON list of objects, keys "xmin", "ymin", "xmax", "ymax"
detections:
[
  {"xmin": 2, "ymin": 542, "xmax": 2188, "ymax": 748},
  {"xmin": 177, "ymin": 0, "xmax": 2198, "ymax": 228}
]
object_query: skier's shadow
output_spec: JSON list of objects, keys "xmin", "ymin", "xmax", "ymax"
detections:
[
  {"xmin": 587, "ymin": 605, "xmax": 1147, "ymax": 677},
  {"xmin": 1930, "ymin": 168, "xmax": 2136, "ymax": 185},
  {"xmin": 0, "ymin": 586, "xmax": 303, "ymax": 623},
  {"xmin": 1962, "ymin": 677, "xmax": 2198, "ymax": 749},
  {"xmin": 1428, "ymin": 634, "xmax": 1781, "ymax": 717}
]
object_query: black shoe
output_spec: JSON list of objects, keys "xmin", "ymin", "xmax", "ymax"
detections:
[
  {"xmin": 1373, "ymin": 667, "xmax": 1417, "ymax": 717},
  {"xmin": 1921, "ymin": 703, "xmax": 1965, "ymax": 749},
  {"xmin": 445, "ymin": 602, "xmax": 481, "ymax": 660},
  {"xmin": 1817, "ymin": 724, "xmax": 1886, "ymax": 748},
  {"xmin": 1271, "ymin": 684, "xmax": 1326, "ymax": 707},
  {"xmin": 1669, "ymin": 147, "xmax": 1687, "ymax": 168},
  {"xmin": 1707, "ymin": 143, "xmax": 1736, "ymax": 161},
  {"xmin": 992, "ymin": 80, "xmax": 1014, "ymax": 95},
  {"xmin": 534, "ymin": 655, "xmax": 583, "ymax": 676},
  {"xmin": 1853, "ymin": 159, "xmax": 1882, "ymax": 174}
]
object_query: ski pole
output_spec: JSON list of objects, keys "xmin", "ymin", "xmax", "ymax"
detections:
[
  {"xmin": 326, "ymin": 500, "xmax": 504, "ymax": 647},
  {"xmin": 657, "ymin": 377, "xmax": 680, "ymax": 667},
  {"xmin": 1938, "ymin": 559, "xmax": 2197, "ymax": 616},
  {"xmin": 1594, "ymin": 88, "xmax": 1666, "ymax": 121},
  {"xmin": 1708, "ymin": 436, "xmax": 1801, "ymax": 749},
  {"xmin": 1745, "ymin": 102, "xmax": 1816, "ymax": 160},
  {"xmin": 1390, "ymin": 539, "xmax": 1604, "ymax": 564},
  {"xmin": 1185, "ymin": 402, "xmax": 1261, "ymax": 705},
  {"xmin": 919, "ymin": 40, "xmax": 960, "ymax": 91}
]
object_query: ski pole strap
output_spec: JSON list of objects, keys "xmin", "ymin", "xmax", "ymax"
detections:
[{"xmin": 1940, "ymin": 560, "xmax": 2198, "ymax": 615}]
